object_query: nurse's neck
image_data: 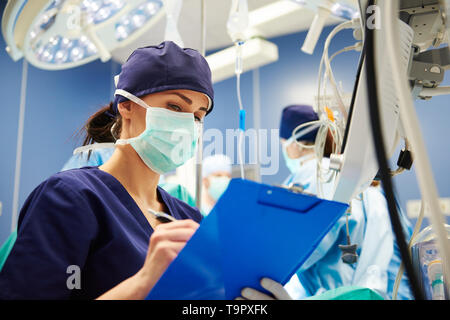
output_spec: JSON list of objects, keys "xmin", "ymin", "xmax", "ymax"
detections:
[{"xmin": 99, "ymin": 145, "xmax": 160, "ymax": 204}]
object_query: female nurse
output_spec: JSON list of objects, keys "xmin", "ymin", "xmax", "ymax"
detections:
[{"xmin": 0, "ymin": 41, "xmax": 214, "ymax": 300}]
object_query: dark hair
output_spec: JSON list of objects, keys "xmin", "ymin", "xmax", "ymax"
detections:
[
  {"xmin": 80, "ymin": 102, "xmax": 122, "ymax": 157},
  {"xmin": 324, "ymin": 130, "xmax": 334, "ymax": 158}
]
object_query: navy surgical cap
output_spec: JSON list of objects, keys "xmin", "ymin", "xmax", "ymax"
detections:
[
  {"xmin": 279, "ymin": 105, "xmax": 319, "ymax": 142},
  {"xmin": 113, "ymin": 41, "xmax": 214, "ymax": 114}
]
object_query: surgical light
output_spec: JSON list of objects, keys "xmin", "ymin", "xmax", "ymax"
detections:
[
  {"xmin": 289, "ymin": 0, "xmax": 359, "ymax": 54},
  {"xmin": 291, "ymin": 0, "xmax": 359, "ymax": 19},
  {"xmin": 2, "ymin": 0, "xmax": 165, "ymax": 70}
]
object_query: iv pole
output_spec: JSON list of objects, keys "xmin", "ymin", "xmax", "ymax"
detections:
[{"xmin": 195, "ymin": 0, "xmax": 207, "ymax": 209}]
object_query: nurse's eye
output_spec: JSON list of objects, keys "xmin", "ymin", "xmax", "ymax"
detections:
[{"xmin": 167, "ymin": 104, "xmax": 182, "ymax": 112}]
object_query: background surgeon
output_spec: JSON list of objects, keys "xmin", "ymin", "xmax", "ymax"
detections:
[
  {"xmin": 201, "ymin": 154, "xmax": 232, "ymax": 215},
  {"xmin": 279, "ymin": 104, "xmax": 414, "ymax": 300}
]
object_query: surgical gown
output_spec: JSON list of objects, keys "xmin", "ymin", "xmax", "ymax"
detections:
[
  {"xmin": 61, "ymin": 147, "xmax": 114, "ymax": 171},
  {"xmin": 283, "ymin": 160, "xmax": 413, "ymax": 300},
  {"xmin": 0, "ymin": 166, "xmax": 202, "ymax": 300}
]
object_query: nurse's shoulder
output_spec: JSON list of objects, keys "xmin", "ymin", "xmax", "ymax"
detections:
[
  {"xmin": 51, "ymin": 165, "xmax": 107, "ymax": 190},
  {"xmin": 30, "ymin": 166, "xmax": 112, "ymax": 201},
  {"xmin": 18, "ymin": 166, "xmax": 109, "ymax": 224}
]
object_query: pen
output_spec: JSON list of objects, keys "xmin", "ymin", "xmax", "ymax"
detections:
[{"xmin": 147, "ymin": 208, "xmax": 177, "ymax": 223}]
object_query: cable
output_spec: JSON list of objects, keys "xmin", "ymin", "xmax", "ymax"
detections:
[
  {"xmin": 364, "ymin": 0, "xmax": 424, "ymax": 300},
  {"xmin": 392, "ymin": 199, "xmax": 426, "ymax": 300},
  {"xmin": 317, "ymin": 19, "xmax": 358, "ymax": 123},
  {"xmin": 289, "ymin": 118, "xmax": 341, "ymax": 198},
  {"xmin": 318, "ymin": 22, "xmax": 351, "ymax": 119},
  {"xmin": 319, "ymin": 42, "xmax": 361, "ymax": 140},
  {"xmin": 236, "ymin": 73, "xmax": 245, "ymax": 179},
  {"xmin": 382, "ymin": 0, "xmax": 450, "ymax": 295},
  {"xmin": 234, "ymin": 42, "xmax": 246, "ymax": 179},
  {"xmin": 227, "ymin": 0, "xmax": 248, "ymax": 180},
  {"xmin": 252, "ymin": 68, "xmax": 262, "ymax": 182},
  {"xmin": 329, "ymin": 43, "xmax": 361, "ymax": 63},
  {"xmin": 314, "ymin": 21, "xmax": 362, "ymax": 197}
]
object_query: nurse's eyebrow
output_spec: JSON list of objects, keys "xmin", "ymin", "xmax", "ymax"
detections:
[
  {"xmin": 170, "ymin": 92, "xmax": 192, "ymax": 105},
  {"xmin": 170, "ymin": 92, "xmax": 209, "ymax": 112}
]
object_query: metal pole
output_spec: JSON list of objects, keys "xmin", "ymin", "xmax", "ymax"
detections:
[
  {"xmin": 11, "ymin": 59, "xmax": 28, "ymax": 231},
  {"xmin": 195, "ymin": 0, "xmax": 206, "ymax": 209},
  {"xmin": 200, "ymin": 0, "xmax": 206, "ymax": 56}
]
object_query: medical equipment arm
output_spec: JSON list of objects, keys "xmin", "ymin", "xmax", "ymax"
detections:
[
  {"xmin": 365, "ymin": 0, "xmax": 423, "ymax": 299},
  {"xmin": 380, "ymin": 0, "xmax": 450, "ymax": 297}
]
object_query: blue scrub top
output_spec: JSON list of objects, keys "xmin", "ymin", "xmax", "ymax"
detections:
[{"xmin": 0, "ymin": 166, "xmax": 202, "ymax": 300}]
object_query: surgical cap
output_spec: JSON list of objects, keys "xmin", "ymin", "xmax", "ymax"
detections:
[
  {"xmin": 113, "ymin": 41, "xmax": 214, "ymax": 114},
  {"xmin": 279, "ymin": 104, "xmax": 319, "ymax": 142},
  {"xmin": 202, "ymin": 154, "xmax": 232, "ymax": 177}
]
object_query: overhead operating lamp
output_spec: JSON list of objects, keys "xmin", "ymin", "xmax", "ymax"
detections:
[
  {"xmin": 290, "ymin": 0, "xmax": 359, "ymax": 54},
  {"xmin": 206, "ymin": 0, "xmax": 358, "ymax": 83},
  {"xmin": 1, "ymin": 0, "xmax": 165, "ymax": 70}
]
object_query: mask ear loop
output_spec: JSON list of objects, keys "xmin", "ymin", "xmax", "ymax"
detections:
[
  {"xmin": 112, "ymin": 121, "xmax": 130, "ymax": 146},
  {"xmin": 115, "ymin": 89, "xmax": 150, "ymax": 110},
  {"xmin": 110, "ymin": 122, "xmax": 118, "ymax": 142},
  {"xmin": 112, "ymin": 89, "xmax": 149, "ymax": 146}
]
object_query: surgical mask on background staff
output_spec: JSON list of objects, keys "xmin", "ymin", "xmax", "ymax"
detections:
[
  {"xmin": 208, "ymin": 176, "xmax": 231, "ymax": 201},
  {"xmin": 201, "ymin": 154, "xmax": 233, "ymax": 215},
  {"xmin": 279, "ymin": 104, "xmax": 320, "ymax": 191},
  {"xmin": 281, "ymin": 144, "xmax": 316, "ymax": 175}
]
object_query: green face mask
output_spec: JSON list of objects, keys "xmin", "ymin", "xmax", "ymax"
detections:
[
  {"xmin": 115, "ymin": 89, "xmax": 200, "ymax": 174},
  {"xmin": 208, "ymin": 176, "xmax": 231, "ymax": 201},
  {"xmin": 282, "ymin": 145, "xmax": 302, "ymax": 174},
  {"xmin": 281, "ymin": 142, "xmax": 315, "ymax": 175}
]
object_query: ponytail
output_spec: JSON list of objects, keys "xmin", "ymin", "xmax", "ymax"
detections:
[{"xmin": 82, "ymin": 102, "xmax": 122, "ymax": 146}]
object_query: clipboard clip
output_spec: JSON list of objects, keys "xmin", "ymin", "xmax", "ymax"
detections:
[
  {"xmin": 287, "ymin": 183, "xmax": 305, "ymax": 194},
  {"xmin": 279, "ymin": 182, "xmax": 316, "ymax": 197}
]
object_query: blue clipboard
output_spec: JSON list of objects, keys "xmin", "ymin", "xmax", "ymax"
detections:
[{"xmin": 146, "ymin": 178, "xmax": 348, "ymax": 300}]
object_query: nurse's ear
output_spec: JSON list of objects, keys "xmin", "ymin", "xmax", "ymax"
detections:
[
  {"xmin": 203, "ymin": 177, "xmax": 211, "ymax": 189},
  {"xmin": 117, "ymin": 101, "xmax": 133, "ymax": 120}
]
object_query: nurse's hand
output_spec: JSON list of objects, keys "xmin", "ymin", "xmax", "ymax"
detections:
[
  {"xmin": 235, "ymin": 277, "xmax": 293, "ymax": 300},
  {"xmin": 139, "ymin": 219, "xmax": 199, "ymax": 296},
  {"xmin": 96, "ymin": 219, "xmax": 199, "ymax": 300}
]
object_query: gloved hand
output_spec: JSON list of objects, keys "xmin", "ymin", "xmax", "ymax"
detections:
[{"xmin": 235, "ymin": 277, "xmax": 293, "ymax": 300}]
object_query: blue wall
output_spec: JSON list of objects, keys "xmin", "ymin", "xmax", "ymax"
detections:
[
  {"xmin": 1, "ymin": 15, "xmax": 449, "ymax": 245},
  {"xmin": 0, "ymin": 0, "xmax": 120, "ymax": 244}
]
